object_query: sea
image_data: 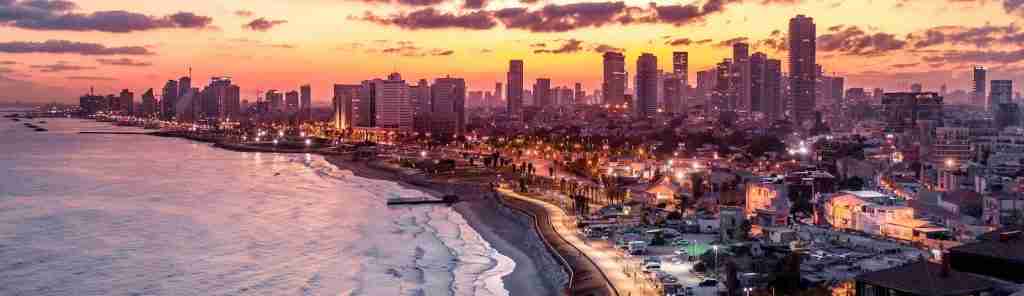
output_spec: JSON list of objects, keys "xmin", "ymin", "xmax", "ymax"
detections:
[{"xmin": 0, "ymin": 117, "xmax": 515, "ymax": 296}]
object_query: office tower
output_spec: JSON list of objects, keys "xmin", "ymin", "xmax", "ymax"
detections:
[
  {"xmin": 507, "ymin": 60, "xmax": 524, "ymax": 116},
  {"xmin": 732, "ymin": 43, "xmax": 751, "ymax": 111},
  {"xmin": 285, "ymin": 90, "xmax": 299, "ymax": 112},
  {"xmin": 300, "ymin": 84, "xmax": 311, "ymax": 122},
  {"xmin": 749, "ymin": 52, "xmax": 767, "ymax": 113},
  {"xmin": 663, "ymin": 75, "xmax": 680, "ymax": 114},
  {"xmin": 696, "ymin": 69, "xmax": 717, "ymax": 110},
  {"xmin": 79, "ymin": 93, "xmax": 105, "ymax": 115},
  {"xmin": 161, "ymin": 80, "xmax": 178, "ymax": 120},
  {"xmin": 176, "ymin": 87, "xmax": 197, "ymax": 122},
  {"xmin": 494, "ymin": 82, "xmax": 503, "ymax": 103},
  {"xmin": 789, "ymin": 14, "xmax": 817, "ymax": 125},
  {"xmin": 201, "ymin": 77, "xmax": 232, "ymax": 119},
  {"xmin": 673, "ymin": 51, "xmax": 689, "ymax": 86},
  {"xmin": 411, "ymin": 79, "xmax": 431, "ymax": 116},
  {"xmin": 846, "ymin": 88, "xmax": 867, "ymax": 102},
  {"xmin": 116, "ymin": 89, "xmax": 133, "ymax": 114},
  {"xmin": 820, "ymin": 76, "xmax": 844, "ymax": 107},
  {"xmin": 973, "ymin": 66, "xmax": 987, "ymax": 108},
  {"xmin": 374, "ymin": 73, "xmax": 412, "ymax": 131},
  {"xmin": 534, "ymin": 78, "xmax": 551, "ymax": 107},
  {"xmin": 430, "ymin": 76, "xmax": 467, "ymax": 135},
  {"xmin": 881, "ymin": 92, "xmax": 944, "ymax": 133},
  {"xmin": 602, "ymin": 52, "xmax": 627, "ymax": 106},
  {"xmin": 266, "ymin": 90, "xmax": 283, "ymax": 111},
  {"xmin": 714, "ymin": 60, "xmax": 732, "ymax": 111},
  {"xmin": 225, "ymin": 84, "xmax": 240, "ymax": 120},
  {"xmin": 141, "ymin": 88, "xmax": 156, "ymax": 117},
  {"xmin": 991, "ymin": 80, "xmax": 1013, "ymax": 107},
  {"xmin": 178, "ymin": 76, "xmax": 191, "ymax": 100},
  {"xmin": 333, "ymin": 84, "xmax": 360, "ymax": 130},
  {"xmin": 635, "ymin": 53, "xmax": 658, "ymax": 117},
  {"xmin": 574, "ymin": 83, "xmax": 584, "ymax": 105},
  {"xmin": 765, "ymin": 58, "xmax": 783, "ymax": 119}
]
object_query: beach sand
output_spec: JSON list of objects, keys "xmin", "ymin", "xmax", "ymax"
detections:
[{"xmin": 323, "ymin": 156, "xmax": 565, "ymax": 296}]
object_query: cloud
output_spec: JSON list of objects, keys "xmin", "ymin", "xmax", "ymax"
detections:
[
  {"xmin": 96, "ymin": 57, "xmax": 151, "ymax": 66},
  {"xmin": 891, "ymin": 62, "xmax": 920, "ymax": 69},
  {"xmin": 0, "ymin": 0, "xmax": 214, "ymax": 33},
  {"xmin": 665, "ymin": 38, "xmax": 693, "ymax": 46},
  {"xmin": 235, "ymin": 10, "xmax": 253, "ymax": 17},
  {"xmin": 533, "ymin": 38, "xmax": 583, "ymax": 54},
  {"xmin": 464, "ymin": 0, "xmax": 486, "ymax": 9},
  {"xmin": 226, "ymin": 38, "xmax": 295, "ymax": 49},
  {"xmin": 922, "ymin": 49, "xmax": 1024, "ymax": 64},
  {"xmin": 1006, "ymin": 0, "xmax": 1024, "ymax": 14},
  {"xmin": 367, "ymin": 40, "xmax": 455, "ymax": 57},
  {"xmin": 818, "ymin": 25, "xmax": 907, "ymax": 55},
  {"xmin": 243, "ymin": 17, "xmax": 287, "ymax": 31},
  {"xmin": 358, "ymin": 8, "xmax": 497, "ymax": 30},
  {"xmin": 356, "ymin": 0, "xmax": 754, "ymax": 32},
  {"xmin": 0, "ymin": 40, "xmax": 153, "ymax": 55},
  {"xmin": 354, "ymin": 0, "xmax": 446, "ymax": 6},
  {"xmin": 714, "ymin": 37, "xmax": 748, "ymax": 47},
  {"xmin": 0, "ymin": 60, "xmax": 15, "ymax": 65},
  {"xmin": 66, "ymin": 75, "xmax": 115, "ymax": 81},
  {"xmin": 593, "ymin": 43, "xmax": 623, "ymax": 53},
  {"xmin": 909, "ymin": 23, "xmax": 1021, "ymax": 48},
  {"xmin": 30, "ymin": 61, "xmax": 94, "ymax": 72}
]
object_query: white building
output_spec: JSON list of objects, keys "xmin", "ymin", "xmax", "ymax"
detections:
[{"xmin": 375, "ymin": 73, "xmax": 412, "ymax": 131}]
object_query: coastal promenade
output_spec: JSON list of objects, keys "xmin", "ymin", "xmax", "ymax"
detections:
[{"xmin": 497, "ymin": 188, "xmax": 621, "ymax": 296}]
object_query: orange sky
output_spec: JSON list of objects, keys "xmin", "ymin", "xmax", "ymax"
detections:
[{"xmin": 0, "ymin": 0, "xmax": 1021, "ymax": 104}]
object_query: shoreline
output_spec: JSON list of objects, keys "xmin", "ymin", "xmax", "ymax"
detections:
[{"xmin": 322, "ymin": 156, "xmax": 566, "ymax": 296}]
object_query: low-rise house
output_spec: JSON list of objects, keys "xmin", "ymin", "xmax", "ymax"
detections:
[
  {"xmin": 855, "ymin": 261, "xmax": 1005, "ymax": 296},
  {"xmin": 949, "ymin": 227, "xmax": 1024, "ymax": 283},
  {"xmin": 745, "ymin": 181, "xmax": 790, "ymax": 226},
  {"xmin": 983, "ymin": 191, "xmax": 1024, "ymax": 226}
]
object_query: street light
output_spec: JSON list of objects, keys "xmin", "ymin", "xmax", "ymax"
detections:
[{"xmin": 712, "ymin": 245, "xmax": 719, "ymax": 277}]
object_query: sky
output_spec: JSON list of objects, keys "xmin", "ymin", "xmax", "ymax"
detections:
[{"xmin": 0, "ymin": 0, "xmax": 1023, "ymax": 104}]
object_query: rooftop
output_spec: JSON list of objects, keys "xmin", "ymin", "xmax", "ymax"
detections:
[
  {"xmin": 856, "ymin": 261, "xmax": 1004, "ymax": 296},
  {"xmin": 950, "ymin": 227, "xmax": 1024, "ymax": 264}
]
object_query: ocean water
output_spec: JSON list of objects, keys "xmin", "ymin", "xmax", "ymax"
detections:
[{"xmin": 0, "ymin": 118, "xmax": 514, "ymax": 296}]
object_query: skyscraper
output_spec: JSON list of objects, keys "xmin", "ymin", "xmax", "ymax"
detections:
[
  {"xmin": 161, "ymin": 80, "xmax": 178, "ymax": 119},
  {"xmin": 494, "ymin": 82, "xmax": 503, "ymax": 104},
  {"xmin": 663, "ymin": 75, "xmax": 680, "ymax": 114},
  {"xmin": 225, "ymin": 84, "xmax": 240, "ymax": 120},
  {"xmin": 431, "ymin": 76, "xmax": 467, "ymax": 135},
  {"xmin": 285, "ymin": 90, "xmax": 299, "ymax": 112},
  {"xmin": 534, "ymin": 78, "xmax": 551, "ymax": 108},
  {"xmin": 300, "ymin": 84, "xmax": 311, "ymax": 122},
  {"xmin": 714, "ymin": 60, "xmax": 732, "ymax": 111},
  {"xmin": 411, "ymin": 79, "xmax": 431, "ymax": 117},
  {"xmin": 749, "ymin": 52, "xmax": 767, "ymax": 113},
  {"xmin": 696, "ymin": 69, "xmax": 717, "ymax": 110},
  {"xmin": 991, "ymin": 80, "xmax": 1013, "ymax": 107},
  {"xmin": 635, "ymin": 53, "xmax": 658, "ymax": 117},
  {"xmin": 789, "ymin": 14, "xmax": 817, "ymax": 125},
  {"xmin": 732, "ymin": 42, "xmax": 751, "ymax": 111},
  {"xmin": 375, "ymin": 72, "xmax": 412, "ymax": 131},
  {"xmin": 333, "ymin": 84, "xmax": 360, "ymax": 130},
  {"xmin": 973, "ymin": 66, "xmax": 987, "ymax": 109},
  {"xmin": 141, "ymin": 88, "xmax": 156, "ymax": 117},
  {"xmin": 602, "ymin": 52, "xmax": 627, "ymax": 106},
  {"xmin": 507, "ymin": 60, "xmax": 524, "ymax": 116},
  {"xmin": 574, "ymin": 83, "xmax": 584, "ymax": 105},
  {"xmin": 266, "ymin": 90, "xmax": 283, "ymax": 111},
  {"xmin": 764, "ymin": 58, "xmax": 783, "ymax": 119},
  {"xmin": 117, "ymin": 89, "xmax": 133, "ymax": 115},
  {"xmin": 673, "ymin": 51, "xmax": 689, "ymax": 87}
]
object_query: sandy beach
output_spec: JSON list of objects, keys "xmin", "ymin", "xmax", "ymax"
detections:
[{"xmin": 323, "ymin": 155, "xmax": 566, "ymax": 296}]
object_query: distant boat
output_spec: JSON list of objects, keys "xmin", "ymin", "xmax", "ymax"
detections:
[{"xmin": 34, "ymin": 128, "xmax": 47, "ymax": 132}]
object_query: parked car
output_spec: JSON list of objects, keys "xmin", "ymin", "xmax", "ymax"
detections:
[
  {"xmin": 698, "ymin": 279, "xmax": 718, "ymax": 287},
  {"xmin": 643, "ymin": 262, "xmax": 661, "ymax": 272}
]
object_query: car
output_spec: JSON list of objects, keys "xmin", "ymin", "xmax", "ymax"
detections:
[
  {"xmin": 643, "ymin": 262, "xmax": 661, "ymax": 272},
  {"xmin": 671, "ymin": 239, "xmax": 690, "ymax": 246},
  {"xmin": 674, "ymin": 249, "xmax": 689, "ymax": 256},
  {"xmin": 698, "ymin": 279, "xmax": 718, "ymax": 287}
]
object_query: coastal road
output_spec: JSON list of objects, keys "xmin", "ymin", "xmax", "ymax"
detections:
[{"xmin": 500, "ymin": 189, "xmax": 656, "ymax": 296}]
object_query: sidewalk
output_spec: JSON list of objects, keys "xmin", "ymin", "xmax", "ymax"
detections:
[{"xmin": 500, "ymin": 188, "xmax": 661, "ymax": 296}]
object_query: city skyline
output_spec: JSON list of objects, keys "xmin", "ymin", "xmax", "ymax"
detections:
[{"xmin": 1, "ymin": 0, "xmax": 1023, "ymax": 103}]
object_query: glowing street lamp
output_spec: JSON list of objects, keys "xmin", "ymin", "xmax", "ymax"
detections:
[
  {"xmin": 273, "ymin": 139, "xmax": 279, "ymax": 146},
  {"xmin": 305, "ymin": 139, "xmax": 312, "ymax": 146}
]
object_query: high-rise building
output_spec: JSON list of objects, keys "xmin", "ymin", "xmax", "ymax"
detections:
[
  {"xmin": 663, "ymin": 75, "xmax": 680, "ymax": 114},
  {"xmin": 300, "ymin": 84, "xmax": 311, "ymax": 122},
  {"xmin": 872, "ymin": 88, "xmax": 885, "ymax": 102},
  {"xmin": 285, "ymin": 90, "xmax": 299, "ymax": 112},
  {"xmin": 602, "ymin": 52, "xmax": 627, "ymax": 106},
  {"xmin": 749, "ymin": 52, "xmax": 767, "ymax": 113},
  {"xmin": 635, "ymin": 53, "xmax": 659, "ymax": 117},
  {"xmin": 991, "ymin": 80, "xmax": 1013, "ymax": 108},
  {"xmin": 494, "ymin": 82, "xmax": 503, "ymax": 104},
  {"xmin": 266, "ymin": 90, "xmax": 283, "ymax": 111},
  {"xmin": 732, "ymin": 43, "xmax": 751, "ymax": 111},
  {"xmin": 574, "ymin": 82, "xmax": 584, "ymax": 105},
  {"xmin": 333, "ymin": 84, "xmax": 360, "ymax": 130},
  {"xmin": 534, "ymin": 78, "xmax": 551, "ymax": 108},
  {"xmin": 910, "ymin": 83, "xmax": 923, "ymax": 93},
  {"xmin": 764, "ymin": 58, "xmax": 783, "ymax": 120},
  {"xmin": 881, "ymin": 92, "xmax": 944, "ymax": 133},
  {"xmin": 673, "ymin": 51, "xmax": 689, "ymax": 87},
  {"xmin": 411, "ymin": 79, "xmax": 431, "ymax": 117},
  {"xmin": 375, "ymin": 72, "xmax": 412, "ymax": 131},
  {"xmin": 789, "ymin": 14, "xmax": 817, "ymax": 125},
  {"xmin": 507, "ymin": 60, "xmax": 524, "ymax": 116},
  {"xmin": 430, "ymin": 76, "xmax": 467, "ymax": 135},
  {"xmin": 141, "ymin": 88, "xmax": 156, "ymax": 117},
  {"xmin": 714, "ymin": 60, "xmax": 732, "ymax": 111},
  {"xmin": 225, "ymin": 84, "xmax": 240, "ymax": 120},
  {"xmin": 696, "ymin": 69, "xmax": 717, "ymax": 110},
  {"xmin": 116, "ymin": 89, "xmax": 133, "ymax": 115},
  {"xmin": 973, "ymin": 65, "xmax": 987, "ymax": 108},
  {"xmin": 161, "ymin": 80, "xmax": 178, "ymax": 120}
]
